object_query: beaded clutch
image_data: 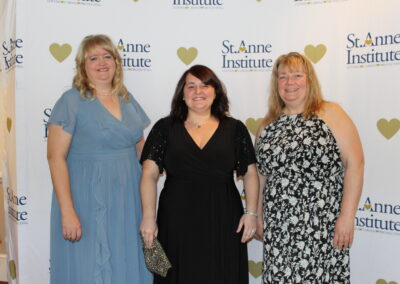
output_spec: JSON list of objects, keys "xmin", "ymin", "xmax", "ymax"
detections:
[{"xmin": 142, "ymin": 237, "xmax": 172, "ymax": 277}]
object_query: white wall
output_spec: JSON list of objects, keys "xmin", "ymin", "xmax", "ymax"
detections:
[{"xmin": 1, "ymin": 0, "xmax": 399, "ymax": 283}]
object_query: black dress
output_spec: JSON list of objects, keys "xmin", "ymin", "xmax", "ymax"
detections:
[
  {"xmin": 255, "ymin": 114, "xmax": 349, "ymax": 284},
  {"xmin": 141, "ymin": 117, "xmax": 256, "ymax": 284}
]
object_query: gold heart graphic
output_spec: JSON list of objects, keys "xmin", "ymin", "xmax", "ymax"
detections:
[
  {"xmin": 239, "ymin": 47, "xmax": 246, "ymax": 52},
  {"xmin": 304, "ymin": 44, "xmax": 327, "ymax": 64},
  {"xmin": 177, "ymin": 47, "xmax": 198, "ymax": 65},
  {"xmin": 7, "ymin": 117, "xmax": 12, "ymax": 133},
  {"xmin": 9, "ymin": 260, "xmax": 16, "ymax": 280},
  {"xmin": 248, "ymin": 260, "xmax": 262, "ymax": 278},
  {"xmin": 49, "ymin": 43, "xmax": 72, "ymax": 63},
  {"xmin": 376, "ymin": 279, "xmax": 398, "ymax": 284},
  {"xmin": 117, "ymin": 45, "xmax": 124, "ymax": 50},
  {"xmin": 377, "ymin": 118, "xmax": 400, "ymax": 139},
  {"xmin": 246, "ymin": 118, "xmax": 263, "ymax": 136},
  {"xmin": 364, "ymin": 204, "xmax": 372, "ymax": 210},
  {"xmin": 365, "ymin": 39, "xmax": 372, "ymax": 45}
]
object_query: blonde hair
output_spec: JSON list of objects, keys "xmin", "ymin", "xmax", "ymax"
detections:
[
  {"xmin": 263, "ymin": 52, "xmax": 323, "ymax": 126},
  {"xmin": 72, "ymin": 34, "xmax": 129, "ymax": 101}
]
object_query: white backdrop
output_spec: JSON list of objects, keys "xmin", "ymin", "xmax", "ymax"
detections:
[{"xmin": 1, "ymin": 0, "xmax": 400, "ymax": 283}]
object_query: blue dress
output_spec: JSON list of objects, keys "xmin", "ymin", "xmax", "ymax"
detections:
[{"xmin": 48, "ymin": 88, "xmax": 152, "ymax": 284}]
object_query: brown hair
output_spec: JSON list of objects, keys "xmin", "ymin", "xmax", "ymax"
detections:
[{"xmin": 170, "ymin": 65, "xmax": 229, "ymax": 121}]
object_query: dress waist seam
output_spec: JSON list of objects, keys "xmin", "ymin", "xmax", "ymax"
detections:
[{"xmin": 68, "ymin": 147, "xmax": 136, "ymax": 160}]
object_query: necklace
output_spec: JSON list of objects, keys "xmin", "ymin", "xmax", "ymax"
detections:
[{"xmin": 186, "ymin": 119, "xmax": 210, "ymax": 129}]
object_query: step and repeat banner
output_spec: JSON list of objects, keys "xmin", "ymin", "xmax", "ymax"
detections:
[
  {"xmin": 1, "ymin": 0, "xmax": 399, "ymax": 283},
  {"xmin": 0, "ymin": 0, "xmax": 18, "ymax": 283}
]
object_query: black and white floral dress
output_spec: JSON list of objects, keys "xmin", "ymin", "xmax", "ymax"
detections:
[{"xmin": 255, "ymin": 114, "xmax": 350, "ymax": 284}]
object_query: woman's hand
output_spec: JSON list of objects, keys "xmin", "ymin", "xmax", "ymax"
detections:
[
  {"xmin": 254, "ymin": 216, "xmax": 263, "ymax": 241},
  {"xmin": 333, "ymin": 214, "xmax": 354, "ymax": 250},
  {"xmin": 140, "ymin": 160, "xmax": 160, "ymax": 249},
  {"xmin": 140, "ymin": 217, "xmax": 158, "ymax": 249},
  {"xmin": 62, "ymin": 210, "xmax": 82, "ymax": 242},
  {"xmin": 236, "ymin": 214, "xmax": 257, "ymax": 243}
]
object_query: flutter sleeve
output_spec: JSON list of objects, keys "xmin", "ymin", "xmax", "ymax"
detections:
[
  {"xmin": 129, "ymin": 93, "xmax": 150, "ymax": 129},
  {"xmin": 48, "ymin": 88, "xmax": 81, "ymax": 135},
  {"xmin": 235, "ymin": 119, "xmax": 257, "ymax": 177},
  {"xmin": 140, "ymin": 118, "xmax": 169, "ymax": 174}
]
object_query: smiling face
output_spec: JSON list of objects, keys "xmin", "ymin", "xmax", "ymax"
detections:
[
  {"xmin": 183, "ymin": 73, "xmax": 216, "ymax": 114},
  {"xmin": 277, "ymin": 64, "xmax": 308, "ymax": 111},
  {"xmin": 85, "ymin": 45, "xmax": 116, "ymax": 88}
]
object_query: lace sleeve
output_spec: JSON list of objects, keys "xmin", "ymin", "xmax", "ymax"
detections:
[
  {"xmin": 140, "ymin": 118, "xmax": 169, "ymax": 174},
  {"xmin": 235, "ymin": 119, "xmax": 257, "ymax": 177}
]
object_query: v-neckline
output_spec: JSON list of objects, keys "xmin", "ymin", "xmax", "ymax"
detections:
[
  {"xmin": 96, "ymin": 97, "xmax": 123, "ymax": 122},
  {"xmin": 182, "ymin": 121, "xmax": 220, "ymax": 151}
]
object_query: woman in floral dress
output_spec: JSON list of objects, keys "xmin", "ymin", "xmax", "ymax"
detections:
[{"xmin": 255, "ymin": 52, "xmax": 364, "ymax": 284}]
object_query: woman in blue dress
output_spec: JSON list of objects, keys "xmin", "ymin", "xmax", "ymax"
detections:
[{"xmin": 47, "ymin": 34, "xmax": 152, "ymax": 284}]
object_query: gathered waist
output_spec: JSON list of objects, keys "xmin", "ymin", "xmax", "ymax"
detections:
[
  {"xmin": 165, "ymin": 173, "xmax": 234, "ymax": 184},
  {"xmin": 68, "ymin": 147, "xmax": 136, "ymax": 161}
]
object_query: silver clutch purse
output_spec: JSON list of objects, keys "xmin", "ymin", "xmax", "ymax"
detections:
[{"xmin": 141, "ymin": 236, "xmax": 172, "ymax": 277}]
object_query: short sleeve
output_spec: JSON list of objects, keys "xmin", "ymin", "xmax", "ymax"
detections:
[
  {"xmin": 235, "ymin": 119, "xmax": 257, "ymax": 177},
  {"xmin": 128, "ymin": 93, "xmax": 150, "ymax": 129},
  {"xmin": 48, "ymin": 88, "xmax": 81, "ymax": 135},
  {"xmin": 140, "ymin": 118, "xmax": 169, "ymax": 174}
]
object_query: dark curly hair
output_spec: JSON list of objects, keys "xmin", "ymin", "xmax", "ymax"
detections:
[{"xmin": 170, "ymin": 65, "xmax": 229, "ymax": 121}]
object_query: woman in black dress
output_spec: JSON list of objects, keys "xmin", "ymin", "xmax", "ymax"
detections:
[{"xmin": 140, "ymin": 65, "xmax": 259, "ymax": 284}]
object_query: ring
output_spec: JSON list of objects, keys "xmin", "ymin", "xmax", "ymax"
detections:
[{"xmin": 251, "ymin": 229, "xmax": 256, "ymax": 234}]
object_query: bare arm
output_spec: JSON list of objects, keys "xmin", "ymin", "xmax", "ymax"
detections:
[
  {"xmin": 243, "ymin": 164, "xmax": 259, "ymax": 213},
  {"xmin": 47, "ymin": 124, "xmax": 81, "ymax": 241},
  {"xmin": 237, "ymin": 164, "xmax": 259, "ymax": 243},
  {"xmin": 140, "ymin": 159, "xmax": 160, "ymax": 248},
  {"xmin": 320, "ymin": 102, "xmax": 364, "ymax": 249}
]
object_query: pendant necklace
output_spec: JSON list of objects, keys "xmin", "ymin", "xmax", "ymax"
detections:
[{"xmin": 186, "ymin": 119, "xmax": 209, "ymax": 129}]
